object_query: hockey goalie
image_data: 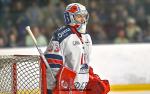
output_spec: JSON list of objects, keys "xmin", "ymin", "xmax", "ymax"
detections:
[{"xmin": 44, "ymin": 3, "xmax": 110, "ymax": 94}]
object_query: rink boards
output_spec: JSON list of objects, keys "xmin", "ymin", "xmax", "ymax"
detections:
[{"xmin": 1, "ymin": 44, "xmax": 150, "ymax": 91}]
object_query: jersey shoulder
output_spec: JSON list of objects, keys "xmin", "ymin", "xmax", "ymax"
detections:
[{"xmin": 53, "ymin": 25, "xmax": 72, "ymax": 43}]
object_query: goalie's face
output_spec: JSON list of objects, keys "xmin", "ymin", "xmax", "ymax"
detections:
[{"xmin": 74, "ymin": 14, "xmax": 87, "ymax": 24}]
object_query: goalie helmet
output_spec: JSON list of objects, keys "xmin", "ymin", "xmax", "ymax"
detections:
[{"xmin": 64, "ymin": 3, "xmax": 89, "ymax": 33}]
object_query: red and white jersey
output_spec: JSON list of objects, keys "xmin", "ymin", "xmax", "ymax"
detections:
[{"xmin": 44, "ymin": 25, "xmax": 92, "ymax": 89}]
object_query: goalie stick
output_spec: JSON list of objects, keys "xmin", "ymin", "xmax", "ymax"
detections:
[{"xmin": 25, "ymin": 26, "xmax": 56, "ymax": 82}]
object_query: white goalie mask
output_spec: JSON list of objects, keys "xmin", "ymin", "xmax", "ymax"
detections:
[{"xmin": 64, "ymin": 3, "xmax": 89, "ymax": 33}]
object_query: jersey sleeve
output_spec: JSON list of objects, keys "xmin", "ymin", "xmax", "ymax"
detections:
[
  {"xmin": 44, "ymin": 31, "xmax": 64, "ymax": 89},
  {"xmin": 44, "ymin": 32, "xmax": 63, "ymax": 69},
  {"xmin": 44, "ymin": 26, "xmax": 72, "ymax": 72}
]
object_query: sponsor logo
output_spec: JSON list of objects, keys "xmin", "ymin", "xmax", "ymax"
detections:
[
  {"xmin": 79, "ymin": 64, "xmax": 89, "ymax": 74},
  {"xmin": 74, "ymin": 82, "xmax": 88, "ymax": 90},
  {"xmin": 58, "ymin": 28, "xmax": 70, "ymax": 38},
  {"xmin": 73, "ymin": 41, "xmax": 80, "ymax": 45},
  {"xmin": 85, "ymin": 38, "xmax": 91, "ymax": 46},
  {"xmin": 61, "ymin": 80, "xmax": 68, "ymax": 89}
]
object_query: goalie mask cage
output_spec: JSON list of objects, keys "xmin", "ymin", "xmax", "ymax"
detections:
[{"xmin": 0, "ymin": 55, "xmax": 47, "ymax": 94}]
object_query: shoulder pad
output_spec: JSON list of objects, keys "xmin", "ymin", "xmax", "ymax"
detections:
[{"xmin": 54, "ymin": 26, "xmax": 72, "ymax": 43}]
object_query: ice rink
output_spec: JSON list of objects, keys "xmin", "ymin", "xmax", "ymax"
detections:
[{"xmin": 109, "ymin": 91, "xmax": 150, "ymax": 94}]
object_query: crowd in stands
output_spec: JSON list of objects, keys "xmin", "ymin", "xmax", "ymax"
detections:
[{"xmin": 1, "ymin": 0, "xmax": 150, "ymax": 48}]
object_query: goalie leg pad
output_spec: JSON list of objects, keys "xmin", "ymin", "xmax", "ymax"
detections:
[{"xmin": 52, "ymin": 67, "xmax": 86, "ymax": 94}]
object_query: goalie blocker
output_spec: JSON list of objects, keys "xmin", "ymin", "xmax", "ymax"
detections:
[{"xmin": 52, "ymin": 66, "xmax": 110, "ymax": 94}]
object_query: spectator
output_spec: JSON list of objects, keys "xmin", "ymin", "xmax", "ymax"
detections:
[
  {"xmin": 143, "ymin": 27, "xmax": 150, "ymax": 42},
  {"xmin": 125, "ymin": 18, "xmax": 143, "ymax": 42},
  {"xmin": 144, "ymin": 0, "xmax": 150, "ymax": 15},
  {"xmin": 0, "ymin": 37, "xmax": 5, "ymax": 47},
  {"xmin": 1, "ymin": 0, "xmax": 150, "ymax": 48},
  {"xmin": 25, "ymin": 26, "xmax": 48, "ymax": 46},
  {"xmin": 42, "ymin": 2, "xmax": 59, "ymax": 39},
  {"xmin": 89, "ymin": 11, "xmax": 100, "ymax": 24},
  {"xmin": 127, "ymin": 0, "xmax": 139, "ymax": 17},
  {"xmin": 0, "ymin": 28, "xmax": 7, "ymax": 46},
  {"xmin": 7, "ymin": 26, "xmax": 18, "ymax": 47},
  {"xmin": 12, "ymin": 1, "xmax": 29, "ymax": 44},
  {"xmin": 115, "ymin": 5, "xmax": 128, "ymax": 22},
  {"xmin": 25, "ymin": 1, "xmax": 44, "ymax": 26},
  {"xmin": 135, "ymin": 5, "xmax": 147, "ymax": 30},
  {"xmin": 1, "ymin": 6, "xmax": 12, "ymax": 32},
  {"xmin": 114, "ymin": 29, "xmax": 129, "ymax": 44},
  {"xmin": 89, "ymin": 22, "xmax": 107, "ymax": 44}
]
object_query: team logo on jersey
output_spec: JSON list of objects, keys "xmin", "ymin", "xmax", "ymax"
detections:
[{"xmin": 73, "ymin": 41, "xmax": 80, "ymax": 46}]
